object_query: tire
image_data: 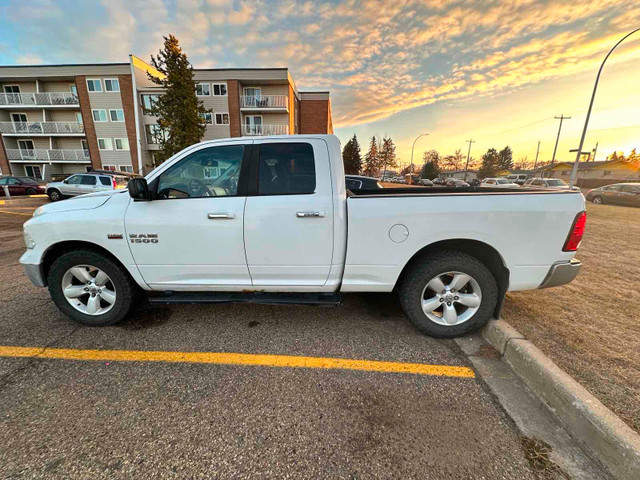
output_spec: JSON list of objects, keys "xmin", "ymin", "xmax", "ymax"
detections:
[
  {"xmin": 592, "ymin": 196, "xmax": 602, "ymax": 205},
  {"xmin": 48, "ymin": 189, "xmax": 62, "ymax": 202},
  {"xmin": 398, "ymin": 250, "xmax": 498, "ymax": 338},
  {"xmin": 26, "ymin": 188, "xmax": 37, "ymax": 195},
  {"xmin": 47, "ymin": 249, "xmax": 137, "ymax": 326}
]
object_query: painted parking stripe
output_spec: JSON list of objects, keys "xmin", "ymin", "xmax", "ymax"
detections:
[
  {"xmin": 0, "ymin": 210, "xmax": 32, "ymax": 216},
  {"xmin": 0, "ymin": 346, "xmax": 475, "ymax": 378}
]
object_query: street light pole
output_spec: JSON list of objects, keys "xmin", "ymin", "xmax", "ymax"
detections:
[
  {"xmin": 550, "ymin": 115, "xmax": 570, "ymax": 175},
  {"xmin": 463, "ymin": 139, "xmax": 475, "ymax": 181},
  {"xmin": 533, "ymin": 140, "xmax": 541, "ymax": 169},
  {"xmin": 410, "ymin": 133, "xmax": 429, "ymax": 184},
  {"xmin": 569, "ymin": 27, "xmax": 640, "ymax": 187}
]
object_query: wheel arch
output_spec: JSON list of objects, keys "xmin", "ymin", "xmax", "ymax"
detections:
[
  {"xmin": 42, "ymin": 240, "xmax": 139, "ymax": 288},
  {"xmin": 395, "ymin": 239, "xmax": 510, "ymax": 319}
]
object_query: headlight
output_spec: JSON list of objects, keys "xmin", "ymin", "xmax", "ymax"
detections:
[
  {"xmin": 23, "ymin": 229, "xmax": 36, "ymax": 249},
  {"xmin": 32, "ymin": 206, "xmax": 46, "ymax": 217}
]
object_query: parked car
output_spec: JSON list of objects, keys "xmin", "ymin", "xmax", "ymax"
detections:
[
  {"xmin": 445, "ymin": 179, "xmax": 470, "ymax": 187},
  {"xmin": 481, "ymin": 178, "xmax": 520, "ymax": 188},
  {"xmin": 0, "ymin": 176, "xmax": 46, "ymax": 196},
  {"xmin": 586, "ymin": 183, "xmax": 640, "ymax": 207},
  {"xmin": 524, "ymin": 178, "xmax": 569, "ymax": 189},
  {"xmin": 46, "ymin": 173, "xmax": 130, "ymax": 202},
  {"xmin": 345, "ymin": 175, "xmax": 383, "ymax": 190},
  {"xmin": 432, "ymin": 178, "xmax": 444, "ymax": 185},
  {"xmin": 22, "ymin": 135, "xmax": 585, "ymax": 339},
  {"xmin": 506, "ymin": 174, "xmax": 530, "ymax": 185},
  {"xmin": 419, "ymin": 178, "xmax": 433, "ymax": 186},
  {"xmin": 469, "ymin": 178, "xmax": 481, "ymax": 187}
]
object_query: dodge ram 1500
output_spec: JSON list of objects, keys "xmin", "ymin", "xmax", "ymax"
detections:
[{"xmin": 21, "ymin": 135, "xmax": 585, "ymax": 337}]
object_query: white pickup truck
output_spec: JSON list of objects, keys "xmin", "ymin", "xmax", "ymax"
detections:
[{"xmin": 20, "ymin": 135, "xmax": 586, "ymax": 338}]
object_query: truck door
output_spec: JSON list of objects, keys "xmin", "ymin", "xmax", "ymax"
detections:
[
  {"xmin": 124, "ymin": 141, "xmax": 252, "ymax": 288},
  {"xmin": 243, "ymin": 139, "xmax": 334, "ymax": 286}
]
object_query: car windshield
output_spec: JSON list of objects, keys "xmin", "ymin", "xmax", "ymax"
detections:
[
  {"xmin": 496, "ymin": 179, "xmax": 513, "ymax": 184},
  {"xmin": 19, "ymin": 177, "xmax": 39, "ymax": 184},
  {"xmin": 547, "ymin": 179, "xmax": 567, "ymax": 187}
]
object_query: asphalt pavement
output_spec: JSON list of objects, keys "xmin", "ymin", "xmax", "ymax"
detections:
[{"xmin": 0, "ymin": 200, "xmax": 543, "ymax": 479}]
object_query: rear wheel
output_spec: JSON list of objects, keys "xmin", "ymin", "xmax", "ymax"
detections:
[
  {"xmin": 48, "ymin": 250, "xmax": 137, "ymax": 326},
  {"xmin": 398, "ymin": 251, "xmax": 498, "ymax": 338},
  {"xmin": 48, "ymin": 189, "xmax": 62, "ymax": 202},
  {"xmin": 592, "ymin": 196, "xmax": 603, "ymax": 205}
]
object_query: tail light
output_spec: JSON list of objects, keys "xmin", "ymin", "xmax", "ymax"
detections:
[
  {"xmin": 563, "ymin": 211, "xmax": 586, "ymax": 251},
  {"xmin": 112, "ymin": 177, "xmax": 117, "ymax": 189}
]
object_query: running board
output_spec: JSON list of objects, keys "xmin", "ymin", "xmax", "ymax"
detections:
[{"xmin": 147, "ymin": 291, "xmax": 344, "ymax": 306}]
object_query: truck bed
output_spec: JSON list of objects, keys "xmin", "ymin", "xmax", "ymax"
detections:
[{"xmin": 348, "ymin": 186, "xmax": 579, "ymax": 196}]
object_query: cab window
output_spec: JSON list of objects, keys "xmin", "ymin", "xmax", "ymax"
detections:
[
  {"xmin": 157, "ymin": 145, "xmax": 245, "ymax": 199},
  {"xmin": 81, "ymin": 175, "xmax": 97, "ymax": 185},
  {"xmin": 66, "ymin": 175, "xmax": 83, "ymax": 185},
  {"xmin": 257, "ymin": 143, "xmax": 315, "ymax": 195}
]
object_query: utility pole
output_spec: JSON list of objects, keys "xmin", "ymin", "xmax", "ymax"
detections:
[
  {"xmin": 463, "ymin": 139, "xmax": 475, "ymax": 181},
  {"xmin": 533, "ymin": 140, "xmax": 541, "ymax": 169},
  {"xmin": 549, "ymin": 114, "xmax": 571, "ymax": 176}
]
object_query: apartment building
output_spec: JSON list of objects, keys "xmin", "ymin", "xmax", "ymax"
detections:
[{"xmin": 0, "ymin": 56, "xmax": 333, "ymax": 178}]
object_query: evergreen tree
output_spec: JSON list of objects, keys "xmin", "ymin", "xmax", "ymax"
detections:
[
  {"xmin": 379, "ymin": 137, "xmax": 397, "ymax": 177},
  {"xmin": 148, "ymin": 34, "xmax": 209, "ymax": 163},
  {"xmin": 363, "ymin": 136, "xmax": 379, "ymax": 177},
  {"xmin": 478, "ymin": 148, "xmax": 500, "ymax": 179},
  {"xmin": 421, "ymin": 150, "xmax": 441, "ymax": 178},
  {"xmin": 342, "ymin": 134, "xmax": 362, "ymax": 174},
  {"xmin": 497, "ymin": 146, "xmax": 513, "ymax": 171}
]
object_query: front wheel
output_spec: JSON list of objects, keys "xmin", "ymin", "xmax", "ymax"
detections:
[
  {"xmin": 398, "ymin": 251, "xmax": 498, "ymax": 338},
  {"xmin": 48, "ymin": 250, "xmax": 137, "ymax": 326},
  {"xmin": 48, "ymin": 189, "xmax": 62, "ymax": 202},
  {"xmin": 592, "ymin": 196, "xmax": 602, "ymax": 205}
]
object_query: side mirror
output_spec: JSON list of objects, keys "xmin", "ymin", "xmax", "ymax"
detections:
[
  {"xmin": 128, "ymin": 178, "xmax": 151, "ymax": 201},
  {"xmin": 63, "ymin": 179, "xmax": 69, "ymax": 184}
]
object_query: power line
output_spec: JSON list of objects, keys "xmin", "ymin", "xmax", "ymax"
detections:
[{"xmin": 482, "ymin": 117, "xmax": 553, "ymax": 137}]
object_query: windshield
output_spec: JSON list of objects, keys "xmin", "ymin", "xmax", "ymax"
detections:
[
  {"xmin": 547, "ymin": 179, "xmax": 567, "ymax": 187},
  {"xmin": 496, "ymin": 179, "xmax": 513, "ymax": 184}
]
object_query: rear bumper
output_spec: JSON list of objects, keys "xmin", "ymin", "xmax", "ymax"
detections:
[{"xmin": 539, "ymin": 259, "xmax": 581, "ymax": 289}]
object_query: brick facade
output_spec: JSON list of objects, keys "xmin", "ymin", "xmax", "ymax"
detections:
[
  {"xmin": 0, "ymin": 136, "xmax": 10, "ymax": 175},
  {"xmin": 118, "ymin": 74, "xmax": 139, "ymax": 172},
  {"xmin": 299, "ymin": 99, "xmax": 332, "ymax": 134},
  {"xmin": 227, "ymin": 80, "xmax": 242, "ymax": 137},
  {"xmin": 74, "ymin": 76, "xmax": 101, "ymax": 170}
]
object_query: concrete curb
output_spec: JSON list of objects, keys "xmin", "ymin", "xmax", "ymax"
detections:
[{"xmin": 482, "ymin": 319, "xmax": 640, "ymax": 480}]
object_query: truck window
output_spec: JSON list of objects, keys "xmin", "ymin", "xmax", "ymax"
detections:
[
  {"xmin": 258, "ymin": 143, "xmax": 315, "ymax": 195},
  {"xmin": 99, "ymin": 176, "xmax": 111, "ymax": 186},
  {"xmin": 81, "ymin": 175, "xmax": 97, "ymax": 185},
  {"xmin": 157, "ymin": 145, "xmax": 245, "ymax": 199}
]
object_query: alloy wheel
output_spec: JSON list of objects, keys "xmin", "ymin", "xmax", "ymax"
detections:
[
  {"xmin": 61, "ymin": 265, "xmax": 116, "ymax": 316},
  {"xmin": 421, "ymin": 271, "xmax": 482, "ymax": 326}
]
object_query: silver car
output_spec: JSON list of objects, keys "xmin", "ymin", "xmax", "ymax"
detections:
[{"xmin": 46, "ymin": 173, "xmax": 129, "ymax": 202}]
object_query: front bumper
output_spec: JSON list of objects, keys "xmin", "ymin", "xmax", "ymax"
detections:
[
  {"xmin": 539, "ymin": 259, "xmax": 581, "ymax": 289},
  {"xmin": 22, "ymin": 262, "xmax": 46, "ymax": 287}
]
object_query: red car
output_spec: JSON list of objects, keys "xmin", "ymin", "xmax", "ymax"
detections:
[{"xmin": 0, "ymin": 176, "xmax": 46, "ymax": 196}]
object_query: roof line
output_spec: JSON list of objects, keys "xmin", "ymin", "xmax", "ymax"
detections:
[{"xmin": 0, "ymin": 62, "xmax": 129, "ymax": 68}]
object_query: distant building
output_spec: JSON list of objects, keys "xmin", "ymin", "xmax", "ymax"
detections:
[
  {"xmin": 441, "ymin": 170, "xmax": 477, "ymax": 180},
  {"xmin": 0, "ymin": 56, "xmax": 333, "ymax": 179}
]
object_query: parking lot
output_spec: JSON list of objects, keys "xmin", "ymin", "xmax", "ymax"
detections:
[{"xmin": 0, "ymin": 199, "xmax": 552, "ymax": 479}]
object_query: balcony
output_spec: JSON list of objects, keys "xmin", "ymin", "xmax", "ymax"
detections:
[
  {"xmin": 242, "ymin": 124, "xmax": 290, "ymax": 136},
  {"xmin": 240, "ymin": 95, "xmax": 288, "ymax": 112},
  {"xmin": 6, "ymin": 149, "xmax": 90, "ymax": 163},
  {"xmin": 0, "ymin": 92, "xmax": 79, "ymax": 108},
  {"xmin": 0, "ymin": 121, "xmax": 85, "ymax": 136}
]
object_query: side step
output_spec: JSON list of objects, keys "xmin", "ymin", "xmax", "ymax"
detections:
[{"xmin": 147, "ymin": 291, "xmax": 344, "ymax": 306}]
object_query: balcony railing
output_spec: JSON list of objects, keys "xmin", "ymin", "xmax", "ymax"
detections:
[
  {"xmin": 240, "ymin": 95, "xmax": 288, "ymax": 109},
  {"xmin": 0, "ymin": 121, "xmax": 85, "ymax": 135},
  {"xmin": 6, "ymin": 149, "xmax": 90, "ymax": 162},
  {"xmin": 0, "ymin": 92, "xmax": 79, "ymax": 107},
  {"xmin": 242, "ymin": 124, "xmax": 290, "ymax": 136}
]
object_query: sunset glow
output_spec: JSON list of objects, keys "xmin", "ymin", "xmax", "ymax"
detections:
[{"xmin": 1, "ymin": 0, "xmax": 638, "ymax": 164}]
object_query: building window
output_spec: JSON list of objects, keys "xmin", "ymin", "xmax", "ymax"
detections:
[
  {"xmin": 202, "ymin": 112, "xmax": 213, "ymax": 125},
  {"xmin": 213, "ymin": 83, "xmax": 227, "ymax": 96},
  {"xmin": 4, "ymin": 85, "xmax": 20, "ymax": 94},
  {"xmin": 141, "ymin": 94, "xmax": 159, "ymax": 114},
  {"xmin": 561, "ymin": 171, "xmax": 569, "ymax": 175},
  {"xmin": 102, "ymin": 164, "xmax": 117, "ymax": 171},
  {"xmin": 215, "ymin": 113, "xmax": 230, "ymax": 125},
  {"xmin": 104, "ymin": 78, "xmax": 120, "ymax": 92},
  {"xmin": 119, "ymin": 165, "xmax": 134, "ymax": 173},
  {"xmin": 25, "ymin": 165, "xmax": 42, "ymax": 179},
  {"xmin": 81, "ymin": 140, "xmax": 90, "ymax": 157},
  {"xmin": 146, "ymin": 125, "xmax": 169, "ymax": 144},
  {"xmin": 75, "ymin": 112, "xmax": 83, "ymax": 124},
  {"xmin": 86, "ymin": 79, "xmax": 102, "ymax": 92},
  {"xmin": 69, "ymin": 84, "xmax": 78, "ymax": 95},
  {"xmin": 92, "ymin": 109, "xmax": 108, "ymax": 122},
  {"xmin": 195, "ymin": 83, "xmax": 210, "ymax": 96},
  {"xmin": 98, "ymin": 138, "xmax": 113, "ymax": 150},
  {"xmin": 603, "ymin": 170, "xmax": 612, "ymax": 176},
  {"xmin": 109, "ymin": 109, "xmax": 125, "ymax": 122},
  {"xmin": 114, "ymin": 138, "xmax": 130, "ymax": 150}
]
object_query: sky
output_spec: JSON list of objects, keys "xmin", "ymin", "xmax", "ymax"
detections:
[{"xmin": 1, "ymin": 0, "xmax": 639, "ymax": 168}]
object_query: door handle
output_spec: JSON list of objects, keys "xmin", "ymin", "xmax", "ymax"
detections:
[
  {"xmin": 207, "ymin": 213, "xmax": 236, "ymax": 219},
  {"xmin": 296, "ymin": 211, "xmax": 326, "ymax": 218}
]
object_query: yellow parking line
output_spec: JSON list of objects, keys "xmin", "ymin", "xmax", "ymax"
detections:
[
  {"xmin": 0, "ymin": 210, "xmax": 32, "ymax": 216},
  {"xmin": 0, "ymin": 345, "xmax": 475, "ymax": 378}
]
